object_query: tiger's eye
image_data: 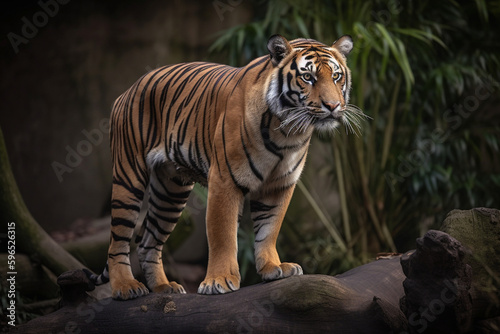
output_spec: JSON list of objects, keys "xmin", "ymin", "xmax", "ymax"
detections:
[
  {"xmin": 302, "ymin": 73, "xmax": 313, "ymax": 82},
  {"xmin": 333, "ymin": 72, "xmax": 340, "ymax": 80}
]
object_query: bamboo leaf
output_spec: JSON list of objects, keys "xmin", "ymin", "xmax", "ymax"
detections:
[
  {"xmin": 374, "ymin": 24, "xmax": 414, "ymax": 94},
  {"xmin": 294, "ymin": 11, "xmax": 310, "ymax": 38}
]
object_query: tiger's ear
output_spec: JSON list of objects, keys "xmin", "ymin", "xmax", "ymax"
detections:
[
  {"xmin": 332, "ymin": 35, "xmax": 353, "ymax": 57},
  {"xmin": 267, "ymin": 35, "xmax": 292, "ymax": 66}
]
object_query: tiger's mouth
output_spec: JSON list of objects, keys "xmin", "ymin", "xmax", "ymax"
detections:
[
  {"xmin": 312, "ymin": 112, "xmax": 343, "ymax": 132},
  {"xmin": 276, "ymin": 103, "xmax": 367, "ymax": 136},
  {"xmin": 317, "ymin": 113, "xmax": 343, "ymax": 122},
  {"xmin": 311, "ymin": 106, "xmax": 344, "ymax": 124},
  {"xmin": 275, "ymin": 106, "xmax": 343, "ymax": 135},
  {"xmin": 316, "ymin": 104, "xmax": 369, "ymax": 135}
]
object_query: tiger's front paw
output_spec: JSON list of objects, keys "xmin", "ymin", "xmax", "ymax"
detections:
[
  {"xmin": 152, "ymin": 281, "xmax": 186, "ymax": 294},
  {"xmin": 259, "ymin": 262, "xmax": 303, "ymax": 281},
  {"xmin": 111, "ymin": 278, "xmax": 149, "ymax": 300},
  {"xmin": 197, "ymin": 274, "xmax": 240, "ymax": 295}
]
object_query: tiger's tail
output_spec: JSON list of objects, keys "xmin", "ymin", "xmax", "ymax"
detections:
[{"xmin": 83, "ymin": 262, "xmax": 110, "ymax": 286}]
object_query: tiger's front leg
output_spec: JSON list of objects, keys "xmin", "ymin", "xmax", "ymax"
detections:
[
  {"xmin": 251, "ymin": 185, "xmax": 303, "ymax": 281},
  {"xmin": 197, "ymin": 174, "xmax": 244, "ymax": 295}
]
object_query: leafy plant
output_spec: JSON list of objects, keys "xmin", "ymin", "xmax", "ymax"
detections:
[{"xmin": 209, "ymin": 0, "xmax": 500, "ymax": 278}]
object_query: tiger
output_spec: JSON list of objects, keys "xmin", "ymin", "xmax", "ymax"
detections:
[{"xmin": 86, "ymin": 34, "xmax": 359, "ymax": 299}]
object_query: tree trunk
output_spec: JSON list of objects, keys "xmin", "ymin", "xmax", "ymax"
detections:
[{"xmin": 0, "ymin": 126, "xmax": 86, "ymax": 276}]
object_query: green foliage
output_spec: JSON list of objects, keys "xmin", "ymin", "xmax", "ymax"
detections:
[{"xmin": 210, "ymin": 0, "xmax": 500, "ymax": 278}]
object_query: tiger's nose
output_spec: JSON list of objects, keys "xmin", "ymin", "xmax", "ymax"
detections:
[{"xmin": 323, "ymin": 101, "xmax": 340, "ymax": 112}]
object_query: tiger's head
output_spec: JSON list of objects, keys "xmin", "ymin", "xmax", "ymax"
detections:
[{"xmin": 266, "ymin": 35, "xmax": 360, "ymax": 135}]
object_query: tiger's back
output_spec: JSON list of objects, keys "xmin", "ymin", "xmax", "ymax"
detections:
[{"xmin": 111, "ymin": 61, "xmax": 246, "ymax": 185}]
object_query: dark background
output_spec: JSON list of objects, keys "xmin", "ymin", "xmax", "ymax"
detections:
[{"xmin": 1, "ymin": 0, "xmax": 253, "ymax": 231}]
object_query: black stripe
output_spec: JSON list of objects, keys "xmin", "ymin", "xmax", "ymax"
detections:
[
  {"xmin": 221, "ymin": 113, "xmax": 249, "ymax": 195},
  {"xmin": 113, "ymin": 177, "xmax": 145, "ymax": 201},
  {"xmin": 160, "ymin": 65, "xmax": 186, "ymax": 123},
  {"xmin": 344, "ymin": 65, "xmax": 350, "ymax": 99},
  {"xmin": 146, "ymin": 68, "xmax": 170, "ymax": 147},
  {"xmin": 280, "ymin": 137, "xmax": 310, "ymax": 150},
  {"xmin": 150, "ymin": 184, "xmax": 187, "ymax": 205},
  {"xmin": 111, "ymin": 232, "xmax": 131, "ymax": 242},
  {"xmin": 241, "ymin": 124, "xmax": 263, "ymax": 181},
  {"xmin": 108, "ymin": 252, "xmax": 130, "ymax": 258},
  {"xmin": 254, "ymin": 222, "xmax": 270, "ymax": 235},
  {"xmin": 111, "ymin": 217, "xmax": 136, "ymax": 229},
  {"xmin": 138, "ymin": 70, "xmax": 162, "ymax": 151},
  {"xmin": 285, "ymin": 71, "xmax": 301, "ymax": 105},
  {"xmin": 230, "ymin": 57, "xmax": 268, "ymax": 95},
  {"xmin": 157, "ymin": 178, "xmax": 192, "ymax": 198},
  {"xmin": 194, "ymin": 132, "xmax": 209, "ymax": 178},
  {"xmin": 275, "ymin": 150, "xmax": 307, "ymax": 180},
  {"xmin": 253, "ymin": 213, "xmax": 275, "ymax": 221},
  {"xmin": 144, "ymin": 225, "xmax": 166, "ymax": 244},
  {"xmin": 250, "ymin": 200, "xmax": 277, "ymax": 212},
  {"xmin": 124, "ymin": 78, "xmax": 143, "ymax": 155},
  {"xmin": 254, "ymin": 58, "xmax": 271, "ymax": 82},
  {"xmin": 149, "ymin": 198, "xmax": 184, "ymax": 213},
  {"xmin": 111, "ymin": 200, "xmax": 140, "ymax": 212},
  {"xmin": 260, "ymin": 111, "xmax": 284, "ymax": 160},
  {"xmin": 147, "ymin": 215, "xmax": 172, "ymax": 235},
  {"xmin": 151, "ymin": 210, "xmax": 180, "ymax": 224}
]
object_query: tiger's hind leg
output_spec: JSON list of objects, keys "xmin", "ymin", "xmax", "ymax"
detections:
[
  {"xmin": 137, "ymin": 165, "xmax": 193, "ymax": 294},
  {"xmin": 108, "ymin": 162, "xmax": 149, "ymax": 300}
]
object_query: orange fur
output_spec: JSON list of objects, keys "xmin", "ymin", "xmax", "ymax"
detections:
[{"xmin": 94, "ymin": 35, "xmax": 355, "ymax": 299}]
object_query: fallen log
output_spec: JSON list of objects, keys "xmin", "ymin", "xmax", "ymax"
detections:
[
  {"xmin": 13, "ymin": 209, "xmax": 500, "ymax": 333},
  {"xmin": 14, "ymin": 256, "xmax": 408, "ymax": 333}
]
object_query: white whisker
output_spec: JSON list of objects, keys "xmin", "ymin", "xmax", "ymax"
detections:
[
  {"xmin": 276, "ymin": 107, "xmax": 310, "ymax": 131},
  {"xmin": 341, "ymin": 104, "xmax": 369, "ymax": 136}
]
